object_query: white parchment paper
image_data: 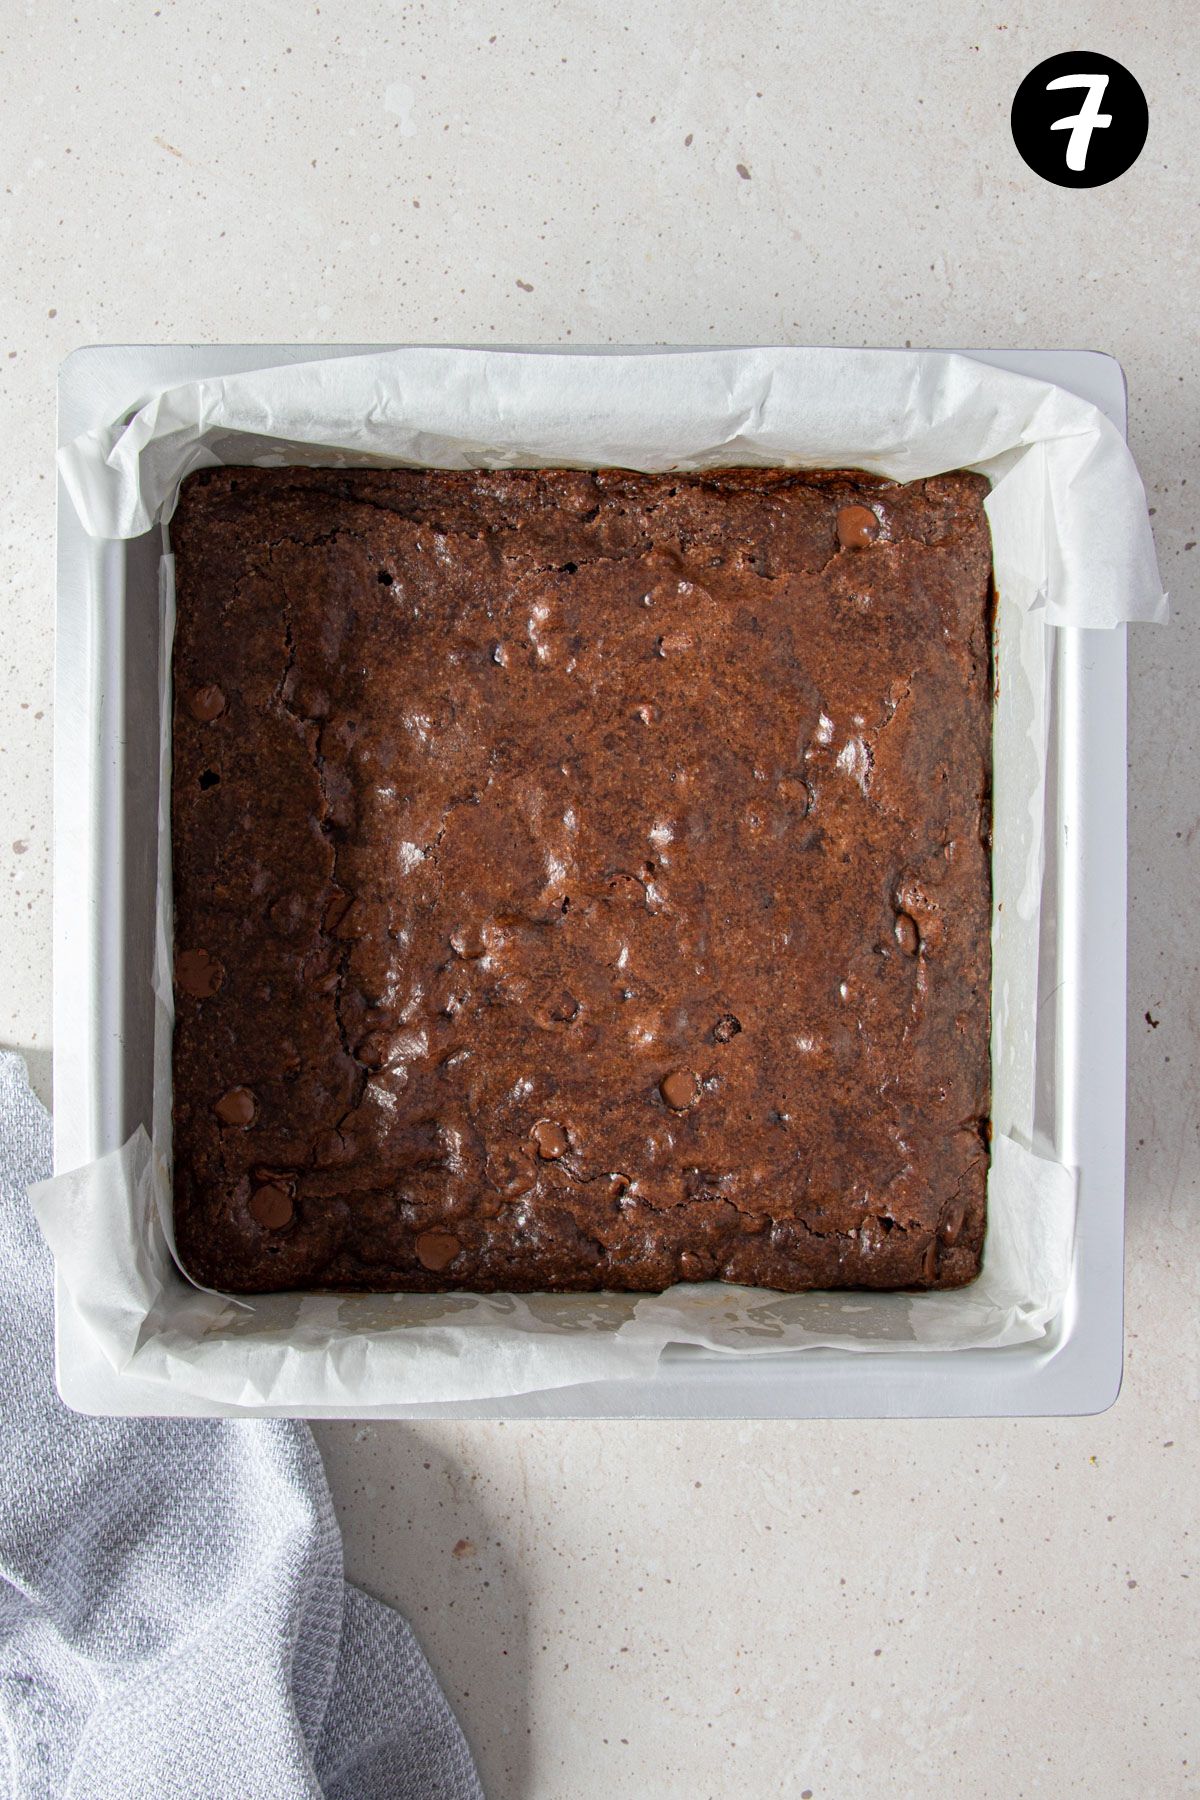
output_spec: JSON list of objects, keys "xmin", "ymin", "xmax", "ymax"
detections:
[{"xmin": 36, "ymin": 347, "xmax": 1166, "ymax": 1410}]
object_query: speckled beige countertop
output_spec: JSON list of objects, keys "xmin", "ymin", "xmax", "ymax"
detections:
[{"xmin": 2, "ymin": 3, "xmax": 1196, "ymax": 1794}]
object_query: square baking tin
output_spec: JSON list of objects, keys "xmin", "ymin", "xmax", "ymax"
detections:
[{"xmin": 53, "ymin": 344, "xmax": 1128, "ymax": 1419}]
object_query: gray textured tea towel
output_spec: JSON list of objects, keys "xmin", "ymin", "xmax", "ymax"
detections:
[{"xmin": 0, "ymin": 1051, "xmax": 482, "ymax": 1800}]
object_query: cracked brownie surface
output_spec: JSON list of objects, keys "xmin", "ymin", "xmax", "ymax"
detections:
[{"xmin": 170, "ymin": 465, "xmax": 992, "ymax": 1294}]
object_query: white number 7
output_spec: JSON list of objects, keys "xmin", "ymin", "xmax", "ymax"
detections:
[{"xmin": 1046, "ymin": 73, "xmax": 1112, "ymax": 172}]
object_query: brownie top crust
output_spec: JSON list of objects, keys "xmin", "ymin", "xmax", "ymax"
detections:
[{"xmin": 170, "ymin": 466, "xmax": 992, "ymax": 1295}]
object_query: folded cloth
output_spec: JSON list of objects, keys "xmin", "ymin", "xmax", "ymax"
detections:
[{"xmin": 0, "ymin": 1052, "xmax": 482, "ymax": 1800}]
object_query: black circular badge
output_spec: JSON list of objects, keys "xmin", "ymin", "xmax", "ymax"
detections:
[{"xmin": 1011, "ymin": 51, "xmax": 1147, "ymax": 188}]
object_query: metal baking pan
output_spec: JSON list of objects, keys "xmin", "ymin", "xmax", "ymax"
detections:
[{"xmin": 53, "ymin": 344, "xmax": 1128, "ymax": 1418}]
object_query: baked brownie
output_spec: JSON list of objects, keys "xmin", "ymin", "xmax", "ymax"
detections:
[{"xmin": 170, "ymin": 467, "xmax": 992, "ymax": 1294}]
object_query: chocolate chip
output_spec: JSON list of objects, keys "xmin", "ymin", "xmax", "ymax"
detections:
[
  {"xmin": 323, "ymin": 890, "xmax": 355, "ymax": 932},
  {"xmin": 491, "ymin": 1149, "xmax": 537, "ymax": 1198},
  {"xmin": 679, "ymin": 1251, "xmax": 708, "ymax": 1282},
  {"xmin": 894, "ymin": 912, "xmax": 919, "ymax": 955},
  {"xmin": 450, "ymin": 923, "xmax": 488, "ymax": 959},
  {"xmin": 197, "ymin": 768, "xmax": 220, "ymax": 791},
  {"xmin": 778, "ymin": 777, "xmax": 811, "ymax": 817},
  {"xmin": 213, "ymin": 1085, "xmax": 258, "ymax": 1127},
  {"xmin": 660, "ymin": 1069, "xmax": 698, "ymax": 1111},
  {"xmin": 313, "ymin": 1128, "xmax": 356, "ymax": 1166},
  {"xmin": 713, "ymin": 1014, "xmax": 742, "ymax": 1044},
  {"xmin": 292, "ymin": 682, "xmax": 330, "ymax": 719},
  {"xmin": 836, "ymin": 504, "xmax": 880, "ymax": 550},
  {"xmin": 248, "ymin": 1185, "xmax": 293, "ymax": 1229},
  {"xmin": 269, "ymin": 893, "xmax": 308, "ymax": 938},
  {"xmin": 186, "ymin": 683, "xmax": 226, "ymax": 723},
  {"xmin": 355, "ymin": 1032, "xmax": 388, "ymax": 1070},
  {"xmin": 532, "ymin": 1119, "xmax": 569, "ymax": 1160},
  {"xmin": 547, "ymin": 991, "xmax": 579, "ymax": 1023},
  {"xmin": 939, "ymin": 1202, "xmax": 966, "ymax": 1247},
  {"xmin": 922, "ymin": 1236, "xmax": 939, "ymax": 1282},
  {"xmin": 175, "ymin": 948, "xmax": 223, "ymax": 998},
  {"xmin": 414, "ymin": 1228, "xmax": 462, "ymax": 1272}
]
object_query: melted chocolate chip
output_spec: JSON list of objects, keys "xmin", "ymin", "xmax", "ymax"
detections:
[
  {"xmin": 293, "ymin": 682, "xmax": 330, "ymax": 719},
  {"xmin": 532, "ymin": 1119, "xmax": 569, "ymax": 1160},
  {"xmin": 660, "ymin": 1070, "xmax": 698, "ymax": 1111},
  {"xmin": 313, "ymin": 1128, "xmax": 356, "ymax": 1166},
  {"xmin": 894, "ymin": 912, "xmax": 920, "ymax": 955},
  {"xmin": 186, "ymin": 683, "xmax": 226, "ymax": 723},
  {"xmin": 938, "ymin": 1202, "xmax": 966, "ymax": 1247},
  {"xmin": 491, "ymin": 1149, "xmax": 537, "ymax": 1198},
  {"xmin": 355, "ymin": 1033, "xmax": 388, "ymax": 1070},
  {"xmin": 213, "ymin": 1085, "xmax": 258, "ymax": 1127},
  {"xmin": 836, "ymin": 504, "xmax": 880, "ymax": 550},
  {"xmin": 248, "ymin": 1185, "xmax": 293, "ymax": 1229},
  {"xmin": 450, "ymin": 923, "xmax": 488, "ymax": 959},
  {"xmin": 323, "ymin": 890, "xmax": 355, "ymax": 932},
  {"xmin": 414, "ymin": 1228, "xmax": 462, "ymax": 1272},
  {"xmin": 269, "ymin": 893, "xmax": 308, "ymax": 939},
  {"xmin": 175, "ymin": 948, "xmax": 224, "ymax": 998}
]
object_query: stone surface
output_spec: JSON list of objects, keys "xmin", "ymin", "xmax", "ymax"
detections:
[{"xmin": 2, "ymin": 2, "xmax": 1196, "ymax": 1794}]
